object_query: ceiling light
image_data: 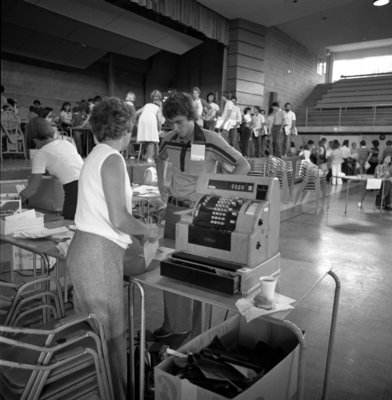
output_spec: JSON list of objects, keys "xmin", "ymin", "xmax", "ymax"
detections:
[{"xmin": 373, "ymin": 0, "xmax": 390, "ymax": 6}]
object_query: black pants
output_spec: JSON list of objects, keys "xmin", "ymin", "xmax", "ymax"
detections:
[{"xmin": 63, "ymin": 180, "xmax": 78, "ymax": 220}]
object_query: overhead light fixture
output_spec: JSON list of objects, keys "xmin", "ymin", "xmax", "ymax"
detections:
[{"xmin": 373, "ymin": 0, "xmax": 390, "ymax": 6}]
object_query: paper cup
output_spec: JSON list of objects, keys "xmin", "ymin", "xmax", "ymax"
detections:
[{"xmin": 259, "ymin": 276, "xmax": 277, "ymax": 301}]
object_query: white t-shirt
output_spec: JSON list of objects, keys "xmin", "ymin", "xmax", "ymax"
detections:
[
  {"xmin": 32, "ymin": 140, "xmax": 83, "ymax": 184},
  {"xmin": 60, "ymin": 110, "xmax": 72, "ymax": 125},
  {"xmin": 284, "ymin": 110, "xmax": 296, "ymax": 128},
  {"xmin": 75, "ymin": 143, "xmax": 133, "ymax": 249},
  {"xmin": 341, "ymin": 145, "xmax": 351, "ymax": 159}
]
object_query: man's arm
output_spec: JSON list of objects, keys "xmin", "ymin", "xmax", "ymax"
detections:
[
  {"xmin": 232, "ymin": 156, "xmax": 250, "ymax": 175},
  {"xmin": 156, "ymin": 156, "xmax": 170, "ymax": 203},
  {"xmin": 19, "ymin": 174, "xmax": 43, "ymax": 201}
]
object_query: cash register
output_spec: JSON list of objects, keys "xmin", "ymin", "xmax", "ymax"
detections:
[{"xmin": 160, "ymin": 174, "xmax": 281, "ymax": 296}]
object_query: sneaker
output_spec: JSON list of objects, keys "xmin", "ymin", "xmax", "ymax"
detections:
[
  {"xmin": 153, "ymin": 327, "xmax": 173, "ymax": 339},
  {"xmin": 153, "ymin": 326, "xmax": 190, "ymax": 339}
]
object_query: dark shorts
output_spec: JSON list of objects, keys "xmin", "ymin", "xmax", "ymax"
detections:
[{"xmin": 62, "ymin": 180, "xmax": 78, "ymax": 220}]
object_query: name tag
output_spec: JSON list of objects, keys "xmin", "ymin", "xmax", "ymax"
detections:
[
  {"xmin": 189, "ymin": 144, "xmax": 206, "ymax": 174},
  {"xmin": 190, "ymin": 144, "xmax": 205, "ymax": 161}
]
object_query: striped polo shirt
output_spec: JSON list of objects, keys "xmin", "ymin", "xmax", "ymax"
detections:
[{"xmin": 159, "ymin": 124, "xmax": 243, "ymax": 199}]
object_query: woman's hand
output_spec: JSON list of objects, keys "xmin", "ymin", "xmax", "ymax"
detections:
[{"xmin": 145, "ymin": 223, "xmax": 159, "ymax": 242}]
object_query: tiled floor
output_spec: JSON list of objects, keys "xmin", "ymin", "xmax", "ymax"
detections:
[{"xmin": 133, "ymin": 182, "xmax": 392, "ymax": 400}]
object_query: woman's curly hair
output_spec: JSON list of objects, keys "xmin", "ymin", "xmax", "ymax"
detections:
[{"xmin": 90, "ymin": 97, "xmax": 135, "ymax": 142}]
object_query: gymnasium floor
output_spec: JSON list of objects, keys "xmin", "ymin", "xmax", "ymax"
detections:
[
  {"xmin": 136, "ymin": 183, "xmax": 392, "ymax": 400},
  {"xmin": 2, "ymin": 158, "xmax": 391, "ymax": 399}
]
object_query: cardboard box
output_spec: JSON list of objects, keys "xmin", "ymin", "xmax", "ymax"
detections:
[
  {"xmin": 155, "ymin": 314, "xmax": 299, "ymax": 400},
  {"xmin": 0, "ymin": 209, "xmax": 44, "ymax": 235}
]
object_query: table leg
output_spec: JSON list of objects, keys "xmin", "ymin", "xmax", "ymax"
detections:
[
  {"xmin": 380, "ymin": 181, "xmax": 385, "ymax": 215},
  {"xmin": 128, "ymin": 280, "xmax": 146, "ymax": 400},
  {"xmin": 127, "ymin": 281, "xmax": 135, "ymax": 400},
  {"xmin": 345, "ymin": 180, "xmax": 351, "ymax": 214},
  {"xmin": 321, "ymin": 270, "xmax": 341, "ymax": 400},
  {"xmin": 282, "ymin": 320, "xmax": 305, "ymax": 400}
]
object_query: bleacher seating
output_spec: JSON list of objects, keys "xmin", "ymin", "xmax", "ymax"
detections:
[
  {"xmin": 296, "ymin": 74, "xmax": 392, "ymax": 128},
  {"xmin": 316, "ymin": 75, "xmax": 392, "ymax": 109}
]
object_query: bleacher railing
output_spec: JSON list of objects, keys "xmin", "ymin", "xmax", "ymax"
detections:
[
  {"xmin": 340, "ymin": 72, "xmax": 392, "ymax": 80},
  {"xmin": 300, "ymin": 103, "xmax": 392, "ymax": 127}
]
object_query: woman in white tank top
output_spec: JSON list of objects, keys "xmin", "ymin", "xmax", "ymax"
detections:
[{"xmin": 66, "ymin": 97, "xmax": 159, "ymax": 400}]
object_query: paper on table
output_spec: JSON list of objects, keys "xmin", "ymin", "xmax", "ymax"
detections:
[
  {"xmin": 153, "ymin": 246, "xmax": 175, "ymax": 261},
  {"xmin": 13, "ymin": 226, "xmax": 70, "ymax": 239},
  {"xmin": 235, "ymin": 292, "xmax": 295, "ymax": 323},
  {"xmin": 144, "ymin": 239, "xmax": 159, "ymax": 268}
]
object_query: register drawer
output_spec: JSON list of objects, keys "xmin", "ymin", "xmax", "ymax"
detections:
[{"xmin": 160, "ymin": 260, "xmax": 239, "ymax": 295}]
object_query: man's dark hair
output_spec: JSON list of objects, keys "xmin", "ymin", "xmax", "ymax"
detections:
[
  {"xmin": 33, "ymin": 100, "xmax": 41, "ymax": 106},
  {"xmin": 343, "ymin": 139, "xmax": 349, "ymax": 146},
  {"xmin": 271, "ymin": 101, "xmax": 280, "ymax": 108},
  {"xmin": 162, "ymin": 92, "xmax": 198, "ymax": 121},
  {"xmin": 284, "ymin": 102, "xmax": 291, "ymax": 107},
  {"xmin": 230, "ymin": 95, "xmax": 237, "ymax": 101},
  {"xmin": 386, "ymin": 140, "xmax": 392, "ymax": 146},
  {"xmin": 360, "ymin": 140, "xmax": 366, "ymax": 146}
]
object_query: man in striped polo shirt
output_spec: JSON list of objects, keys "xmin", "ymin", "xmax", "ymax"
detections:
[{"xmin": 154, "ymin": 92, "xmax": 250, "ymax": 339}]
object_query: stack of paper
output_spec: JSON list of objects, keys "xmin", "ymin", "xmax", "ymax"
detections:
[
  {"xmin": 235, "ymin": 292, "xmax": 295, "ymax": 322},
  {"xmin": 0, "ymin": 209, "xmax": 44, "ymax": 236}
]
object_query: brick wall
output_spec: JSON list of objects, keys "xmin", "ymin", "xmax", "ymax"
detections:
[
  {"xmin": 263, "ymin": 27, "xmax": 326, "ymax": 112},
  {"xmin": 1, "ymin": 39, "xmax": 223, "ymax": 115}
]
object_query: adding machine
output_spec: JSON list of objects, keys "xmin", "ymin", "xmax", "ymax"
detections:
[{"xmin": 160, "ymin": 174, "xmax": 281, "ymax": 297}]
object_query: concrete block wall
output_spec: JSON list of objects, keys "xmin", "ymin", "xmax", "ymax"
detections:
[
  {"xmin": 1, "ymin": 58, "xmax": 108, "ymax": 114},
  {"xmin": 226, "ymin": 19, "xmax": 265, "ymax": 108},
  {"xmin": 263, "ymin": 27, "xmax": 326, "ymax": 113}
]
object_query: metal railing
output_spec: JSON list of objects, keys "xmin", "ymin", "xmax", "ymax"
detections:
[{"xmin": 301, "ymin": 104, "xmax": 392, "ymax": 127}]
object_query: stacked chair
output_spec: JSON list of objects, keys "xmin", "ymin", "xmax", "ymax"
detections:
[
  {"xmin": 248, "ymin": 156, "xmax": 291, "ymax": 203},
  {"xmin": 0, "ymin": 271, "xmax": 65, "ymax": 327},
  {"xmin": 296, "ymin": 160, "xmax": 327, "ymax": 212},
  {"xmin": 0, "ymin": 313, "xmax": 114, "ymax": 400},
  {"xmin": 1, "ymin": 265, "xmax": 115, "ymax": 399}
]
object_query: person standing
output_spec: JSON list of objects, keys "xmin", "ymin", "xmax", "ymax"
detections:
[
  {"xmin": 239, "ymin": 106, "xmax": 252, "ymax": 156},
  {"xmin": 340, "ymin": 139, "xmax": 351, "ymax": 174},
  {"xmin": 251, "ymin": 106, "xmax": 265, "ymax": 157},
  {"xmin": 271, "ymin": 101, "xmax": 286, "ymax": 158},
  {"xmin": 59, "ymin": 101, "xmax": 73, "ymax": 133},
  {"xmin": 192, "ymin": 87, "xmax": 204, "ymax": 127},
  {"xmin": 283, "ymin": 103, "xmax": 296, "ymax": 157},
  {"xmin": 381, "ymin": 140, "xmax": 392, "ymax": 160},
  {"xmin": 358, "ymin": 140, "xmax": 370, "ymax": 175},
  {"xmin": 154, "ymin": 92, "xmax": 250, "ymax": 339},
  {"xmin": 367, "ymin": 139, "xmax": 380, "ymax": 175},
  {"xmin": 331, "ymin": 140, "xmax": 344, "ymax": 184},
  {"xmin": 203, "ymin": 92, "xmax": 220, "ymax": 131},
  {"xmin": 221, "ymin": 94, "xmax": 242, "ymax": 151},
  {"xmin": 137, "ymin": 90, "xmax": 164, "ymax": 163},
  {"xmin": 20, "ymin": 117, "xmax": 83, "ymax": 220},
  {"xmin": 66, "ymin": 97, "xmax": 158, "ymax": 400}
]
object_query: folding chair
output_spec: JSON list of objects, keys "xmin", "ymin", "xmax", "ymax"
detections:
[
  {"xmin": 0, "ymin": 272, "xmax": 65, "ymax": 327},
  {"xmin": 0, "ymin": 313, "xmax": 114, "ymax": 400},
  {"xmin": 295, "ymin": 160, "xmax": 327, "ymax": 212}
]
